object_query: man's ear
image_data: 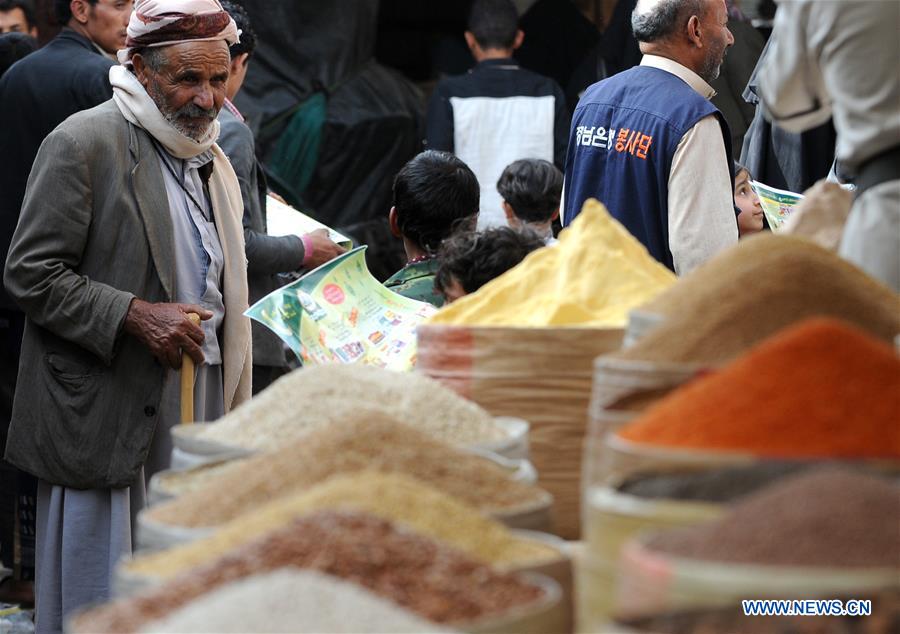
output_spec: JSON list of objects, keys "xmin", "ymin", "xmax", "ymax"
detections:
[
  {"xmin": 502, "ymin": 200, "xmax": 517, "ymax": 224},
  {"xmin": 464, "ymin": 31, "xmax": 479, "ymax": 55},
  {"xmin": 29, "ymin": 25, "xmax": 38, "ymax": 38},
  {"xmin": 131, "ymin": 53, "xmax": 151, "ymax": 89},
  {"xmin": 550, "ymin": 205, "xmax": 560, "ymax": 222},
  {"xmin": 231, "ymin": 52, "xmax": 249, "ymax": 73},
  {"xmin": 512, "ymin": 29, "xmax": 524, "ymax": 51},
  {"xmin": 389, "ymin": 206, "xmax": 401, "ymax": 238},
  {"xmin": 686, "ymin": 14, "xmax": 703, "ymax": 48},
  {"xmin": 70, "ymin": 0, "xmax": 90, "ymax": 24}
]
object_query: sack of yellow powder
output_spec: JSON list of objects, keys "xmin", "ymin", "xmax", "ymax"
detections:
[{"xmin": 428, "ymin": 200, "xmax": 675, "ymax": 328}]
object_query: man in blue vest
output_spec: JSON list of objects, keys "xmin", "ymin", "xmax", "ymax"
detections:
[{"xmin": 563, "ymin": 0, "xmax": 737, "ymax": 275}]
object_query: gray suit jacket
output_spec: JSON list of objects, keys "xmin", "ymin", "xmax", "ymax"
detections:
[
  {"xmin": 4, "ymin": 100, "xmax": 246, "ymax": 489},
  {"xmin": 217, "ymin": 107, "xmax": 304, "ymax": 367}
]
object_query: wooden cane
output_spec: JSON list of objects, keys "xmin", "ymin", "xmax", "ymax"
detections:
[{"xmin": 180, "ymin": 313, "xmax": 201, "ymax": 425}]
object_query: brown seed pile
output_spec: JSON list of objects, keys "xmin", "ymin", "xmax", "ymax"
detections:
[
  {"xmin": 146, "ymin": 415, "xmax": 549, "ymax": 529},
  {"xmin": 75, "ymin": 512, "xmax": 546, "ymax": 633},
  {"xmin": 614, "ymin": 234, "xmax": 900, "ymax": 364},
  {"xmin": 643, "ymin": 468, "xmax": 900, "ymax": 567}
]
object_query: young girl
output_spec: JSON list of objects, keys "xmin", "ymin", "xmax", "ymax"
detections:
[{"xmin": 734, "ymin": 162, "xmax": 765, "ymax": 236}]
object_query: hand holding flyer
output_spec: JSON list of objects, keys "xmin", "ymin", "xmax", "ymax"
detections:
[{"xmin": 246, "ymin": 247, "xmax": 437, "ymax": 371}]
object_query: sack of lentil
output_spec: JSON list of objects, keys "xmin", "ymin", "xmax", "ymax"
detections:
[
  {"xmin": 613, "ymin": 318, "xmax": 900, "ymax": 461},
  {"xmin": 613, "ymin": 233, "xmax": 900, "ymax": 366},
  {"xmin": 178, "ymin": 364, "xmax": 528, "ymax": 460},
  {"xmin": 578, "ymin": 463, "xmax": 812, "ymax": 630},
  {"xmin": 615, "ymin": 468, "xmax": 900, "ymax": 619},
  {"xmin": 78, "ymin": 511, "xmax": 566, "ymax": 634},
  {"xmin": 131, "ymin": 471, "xmax": 562, "ymax": 586},
  {"xmin": 141, "ymin": 415, "xmax": 552, "ymax": 544}
]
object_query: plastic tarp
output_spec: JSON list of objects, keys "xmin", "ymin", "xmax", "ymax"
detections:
[{"xmin": 234, "ymin": 0, "xmax": 424, "ymax": 280}]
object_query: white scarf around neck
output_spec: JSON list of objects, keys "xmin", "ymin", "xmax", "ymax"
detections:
[{"xmin": 110, "ymin": 64, "xmax": 220, "ymax": 160}]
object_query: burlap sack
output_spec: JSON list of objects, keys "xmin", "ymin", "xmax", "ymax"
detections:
[{"xmin": 418, "ymin": 325, "xmax": 624, "ymax": 539}]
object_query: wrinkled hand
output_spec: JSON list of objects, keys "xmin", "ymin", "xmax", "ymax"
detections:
[
  {"xmin": 124, "ymin": 299, "xmax": 212, "ymax": 369},
  {"xmin": 303, "ymin": 228, "xmax": 346, "ymax": 269}
]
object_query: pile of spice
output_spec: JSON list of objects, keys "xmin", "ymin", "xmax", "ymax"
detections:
[
  {"xmin": 82, "ymin": 512, "xmax": 547, "ymax": 633},
  {"xmin": 615, "ymin": 319, "xmax": 900, "ymax": 459},
  {"xmin": 194, "ymin": 364, "xmax": 507, "ymax": 452},
  {"xmin": 147, "ymin": 416, "xmax": 549, "ymax": 529},
  {"xmin": 428, "ymin": 200, "xmax": 676, "ymax": 327},
  {"xmin": 140, "ymin": 569, "xmax": 458, "ymax": 633},
  {"xmin": 614, "ymin": 234, "xmax": 900, "ymax": 365},
  {"xmin": 132, "ymin": 471, "xmax": 557, "ymax": 580},
  {"xmin": 642, "ymin": 468, "xmax": 900, "ymax": 568},
  {"xmin": 616, "ymin": 592, "xmax": 900, "ymax": 634}
]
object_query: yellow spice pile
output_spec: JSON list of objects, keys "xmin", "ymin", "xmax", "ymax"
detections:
[
  {"xmin": 127, "ymin": 471, "xmax": 559, "ymax": 580},
  {"xmin": 429, "ymin": 199, "xmax": 675, "ymax": 327},
  {"xmin": 147, "ymin": 414, "xmax": 549, "ymax": 528}
]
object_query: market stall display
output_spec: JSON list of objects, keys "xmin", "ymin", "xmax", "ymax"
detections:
[
  {"xmin": 419, "ymin": 201, "xmax": 674, "ymax": 538},
  {"xmin": 593, "ymin": 233, "xmax": 900, "ymax": 419},
  {"xmin": 578, "ymin": 315, "xmax": 900, "ymax": 630}
]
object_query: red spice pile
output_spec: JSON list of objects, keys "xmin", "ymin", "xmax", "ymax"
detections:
[{"xmin": 616, "ymin": 318, "xmax": 900, "ymax": 459}]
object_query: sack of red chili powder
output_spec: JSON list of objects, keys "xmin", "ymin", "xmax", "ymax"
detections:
[{"xmin": 615, "ymin": 318, "xmax": 900, "ymax": 460}]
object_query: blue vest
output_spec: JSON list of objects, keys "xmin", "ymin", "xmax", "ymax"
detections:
[{"xmin": 563, "ymin": 65, "xmax": 733, "ymax": 271}]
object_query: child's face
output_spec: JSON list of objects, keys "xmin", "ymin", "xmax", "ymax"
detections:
[{"xmin": 734, "ymin": 169, "xmax": 764, "ymax": 236}]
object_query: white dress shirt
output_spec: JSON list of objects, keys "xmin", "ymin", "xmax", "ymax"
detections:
[{"xmin": 640, "ymin": 55, "xmax": 738, "ymax": 275}]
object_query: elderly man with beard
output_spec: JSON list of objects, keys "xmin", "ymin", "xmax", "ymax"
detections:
[
  {"xmin": 2, "ymin": 0, "xmax": 251, "ymax": 630},
  {"xmin": 562, "ymin": 0, "xmax": 736, "ymax": 275}
]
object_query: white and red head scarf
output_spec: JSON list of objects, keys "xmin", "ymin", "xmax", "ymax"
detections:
[{"xmin": 117, "ymin": 0, "xmax": 240, "ymax": 65}]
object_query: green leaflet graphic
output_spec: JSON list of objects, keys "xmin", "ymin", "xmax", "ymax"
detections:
[{"xmin": 246, "ymin": 247, "xmax": 437, "ymax": 371}]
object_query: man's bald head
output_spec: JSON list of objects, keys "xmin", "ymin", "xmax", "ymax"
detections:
[
  {"xmin": 632, "ymin": 0, "xmax": 704, "ymax": 44},
  {"xmin": 631, "ymin": 0, "xmax": 733, "ymax": 83}
]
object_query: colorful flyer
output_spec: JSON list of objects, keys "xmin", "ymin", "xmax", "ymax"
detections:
[
  {"xmin": 246, "ymin": 246, "xmax": 436, "ymax": 371},
  {"xmin": 751, "ymin": 180, "xmax": 804, "ymax": 230}
]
